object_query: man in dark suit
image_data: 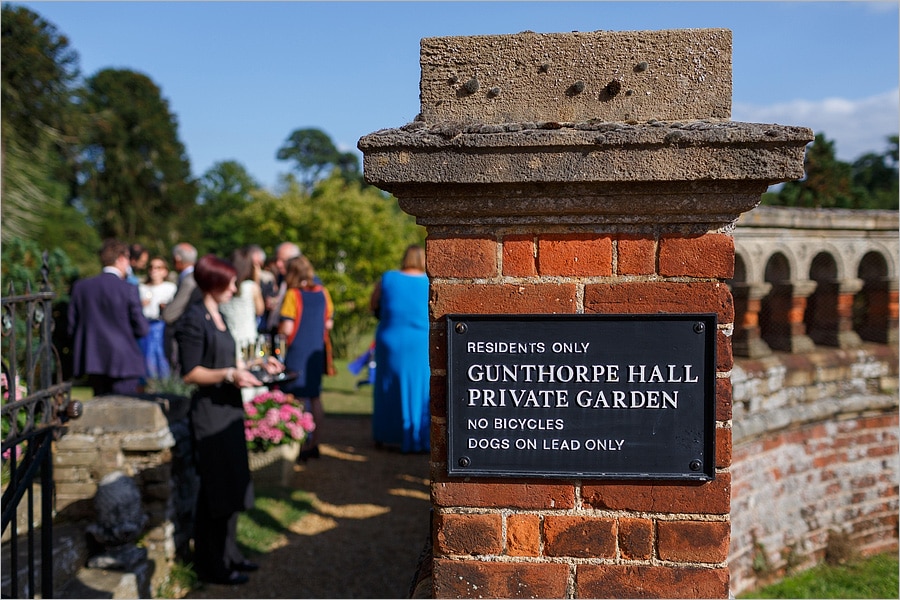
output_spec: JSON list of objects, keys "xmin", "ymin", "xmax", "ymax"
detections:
[{"xmin": 68, "ymin": 239, "xmax": 150, "ymax": 396}]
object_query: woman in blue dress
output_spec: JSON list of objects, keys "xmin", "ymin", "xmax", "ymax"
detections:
[
  {"xmin": 369, "ymin": 245, "xmax": 430, "ymax": 453},
  {"xmin": 278, "ymin": 255, "xmax": 334, "ymax": 461}
]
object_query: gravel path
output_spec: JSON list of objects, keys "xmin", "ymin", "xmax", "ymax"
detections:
[{"xmin": 186, "ymin": 414, "xmax": 432, "ymax": 599}]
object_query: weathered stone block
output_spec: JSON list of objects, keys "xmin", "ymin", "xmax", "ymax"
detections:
[
  {"xmin": 55, "ymin": 434, "xmax": 99, "ymax": 452},
  {"xmin": 69, "ymin": 396, "xmax": 169, "ymax": 433},
  {"xmin": 419, "ymin": 30, "xmax": 732, "ymax": 124},
  {"xmin": 121, "ymin": 429, "xmax": 176, "ymax": 452},
  {"xmin": 55, "ymin": 448, "xmax": 100, "ymax": 468},
  {"xmin": 54, "ymin": 466, "xmax": 93, "ymax": 483}
]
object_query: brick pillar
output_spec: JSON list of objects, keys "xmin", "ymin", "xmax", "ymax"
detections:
[
  {"xmin": 360, "ymin": 29, "xmax": 811, "ymax": 599},
  {"xmin": 886, "ymin": 280, "xmax": 899, "ymax": 345},
  {"xmin": 835, "ymin": 278, "xmax": 865, "ymax": 348},
  {"xmin": 732, "ymin": 282, "xmax": 773, "ymax": 358}
]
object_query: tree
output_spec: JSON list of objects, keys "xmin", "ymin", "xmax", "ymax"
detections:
[
  {"xmin": 77, "ymin": 68, "xmax": 199, "ymax": 256},
  {"xmin": 851, "ymin": 135, "xmax": 898, "ymax": 209},
  {"xmin": 765, "ymin": 133, "xmax": 899, "ymax": 210},
  {"xmin": 1, "ymin": 4, "xmax": 79, "ymax": 147},
  {"xmin": 196, "ymin": 160, "xmax": 262, "ymax": 255},
  {"xmin": 276, "ymin": 127, "xmax": 360, "ymax": 190},
  {"xmin": 1, "ymin": 4, "xmax": 83, "ymax": 246},
  {"xmin": 774, "ymin": 133, "xmax": 854, "ymax": 209},
  {"xmin": 239, "ymin": 173, "xmax": 424, "ymax": 356}
]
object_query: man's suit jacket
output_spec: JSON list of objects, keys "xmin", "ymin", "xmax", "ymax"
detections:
[
  {"xmin": 162, "ymin": 272, "xmax": 201, "ymax": 325},
  {"xmin": 67, "ymin": 271, "xmax": 149, "ymax": 379}
]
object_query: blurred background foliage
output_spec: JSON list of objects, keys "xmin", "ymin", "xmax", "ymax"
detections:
[{"xmin": 1, "ymin": 3, "xmax": 424, "ymax": 358}]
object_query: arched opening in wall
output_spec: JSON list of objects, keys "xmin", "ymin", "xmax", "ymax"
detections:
[
  {"xmin": 805, "ymin": 252, "xmax": 840, "ymax": 346},
  {"xmin": 760, "ymin": 253, "xmax": 793, "ymax": 352},
  {"xmin": 854, "ymin": 251, "xmax": 891, "ymax": 343}
]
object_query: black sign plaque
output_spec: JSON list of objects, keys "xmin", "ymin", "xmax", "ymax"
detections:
[{"xmin": 446, "ymin": 314, "xmax": 717, "ymax": 480}]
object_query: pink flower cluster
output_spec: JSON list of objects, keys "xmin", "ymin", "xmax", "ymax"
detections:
[
  {"xmin": 2, "ymin": 373, "xmax": 27, "ymax": 461},
  {"xmin": 244, "ymin": 390, "xmax": 315, "ymax": 453},
  {"xmin": 1, "ymin": 372, "xmax": 27, "ymax": 401}
]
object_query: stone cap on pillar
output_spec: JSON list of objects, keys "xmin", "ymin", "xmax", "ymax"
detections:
[
  {"xmin": 359, "ymin": 29, "xmax": 814, "ymax": 232},
  {"xmin": 419, "ymin": 29, "xmax": 733, "ymax": 124}
]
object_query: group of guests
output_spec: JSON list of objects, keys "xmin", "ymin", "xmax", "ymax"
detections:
[{"xmin": 65, "ymin": 238, "xmax": 431, "ymax": 586}]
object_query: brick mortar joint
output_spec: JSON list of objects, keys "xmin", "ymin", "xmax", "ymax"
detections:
[
  {"xmin": 429, "ymin": 275, "xmax": 734, "ymax": 285},
  {"xmin": 434, "ymin": 507, "xmax": 731, "ymax": 522},
  {"xmin": 432, "ymin": 554, "xmax": 730, "ymax": 569}
]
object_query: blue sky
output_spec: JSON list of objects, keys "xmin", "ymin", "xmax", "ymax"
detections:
[{"xmin": 14, "ymin": 1, "xmax": 900, "ymax": 191}]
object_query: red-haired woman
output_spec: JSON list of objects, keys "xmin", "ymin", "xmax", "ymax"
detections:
[{"xmin": 176, "ymin": 254, "xmax": 282, "ymax": 585}]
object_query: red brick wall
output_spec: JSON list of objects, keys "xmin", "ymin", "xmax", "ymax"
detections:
[
  {"xmin": 429, "ymin": 231, "xmax": 735, "ymax": 599},
  {"xmin": 729, "ymin": 347, "xmax": 899, "ymax": 595}
]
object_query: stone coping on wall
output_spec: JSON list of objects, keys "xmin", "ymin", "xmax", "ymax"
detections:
[{"xmin": 736, "ymin": 205, "xmax": 900, "ymax": 231}]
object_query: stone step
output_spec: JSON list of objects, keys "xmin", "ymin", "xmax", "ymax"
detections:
[
  {"xmin": 1, "ymin": 523, "xmax": 86, "ymax": 598},
  {"xmin": 2, "ymin": 521, "xmax": 150, "ymax": 599},
  {"xmin": 57, "ymin": 563, "xmax": 151, "ymax": 599}
]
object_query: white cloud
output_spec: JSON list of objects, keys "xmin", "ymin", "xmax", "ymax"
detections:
[{"xmin": 733, "ymin": 88, "xmax": 899, "ymax": 162}]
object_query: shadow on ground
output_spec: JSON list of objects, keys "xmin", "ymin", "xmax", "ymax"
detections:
[{"xmin": 185, "ymin": 414, "xmax": 432, "ymax": 599}]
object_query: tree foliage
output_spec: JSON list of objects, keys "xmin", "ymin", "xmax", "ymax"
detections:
[
  {"xmin": 276, "ymin": 127, "xmax": 361, "ymax": 190},
  {"xmin": 77, "ymin": 68, "xmax": 199, "ymax": 256},
  {"xmin": 1, "ymin": 4, "xmax": 79, "ymax": 147},
  {"xmin": 1, "ymin": 237, "xmax": 80, "ymax": 301},
  {"xmin": 1, "ymin": 4, "xmax": 85, "ymax": 251},
  {"xmin": 238, "ymin": 174, "xmax": 424, "ymax": 356},
  {"xmin": 764, "ymin": 133, "xmax": 898, "ymax": 210},
  {"xmin": 195, "ymin": 160, "xmax": 262, "ymax": 255},
  {"xmin": 851, "ymin": 135, "xmax": 898, "ymax": 210}
]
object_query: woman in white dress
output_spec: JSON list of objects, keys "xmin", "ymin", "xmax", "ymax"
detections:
[{"xmin": 138, "ymin": 257, "xmax": 178, "ymax": 379}]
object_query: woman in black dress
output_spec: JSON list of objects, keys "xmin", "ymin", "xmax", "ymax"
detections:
[{"xmin": 176, "ymin": 254, "xmax": 282, "ymax": 585}]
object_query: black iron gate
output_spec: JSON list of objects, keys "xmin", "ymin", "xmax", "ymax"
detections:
[{"xmin": 2, "ymin": 252, "xmax": 82, "ymax": 599}]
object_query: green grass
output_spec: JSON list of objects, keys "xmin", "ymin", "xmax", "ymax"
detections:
[
  {"xmin": 237, "ymin": 487, "xmax": 314, "ymax": 556},
  {"xmin": 322, "ymin": 356, "xmax": 375, "ymax": 415},
  {"xmin": 740, "ymin": 553, "xmax": 899, "ymax": 599},
  {"xmin": 154, "ymin": 559, "xmax": 199, "ymax": 599},
  {"xmin": 165, "ymin": 488, "xmax": 314, "ymax": 597}
]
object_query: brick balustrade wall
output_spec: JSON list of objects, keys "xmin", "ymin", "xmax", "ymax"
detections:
[
  {"xmin": 360, "ymin": 29, "xmax": 811, "ymax": 598},
  {"xmin": 729, "ymin": 346, "xmax": 899, "ymax": 595}
]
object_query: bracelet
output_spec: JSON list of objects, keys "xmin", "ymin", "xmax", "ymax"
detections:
[{"xmin": 224, "ymin": 367, "xmax": 235, "ymax": 384}]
